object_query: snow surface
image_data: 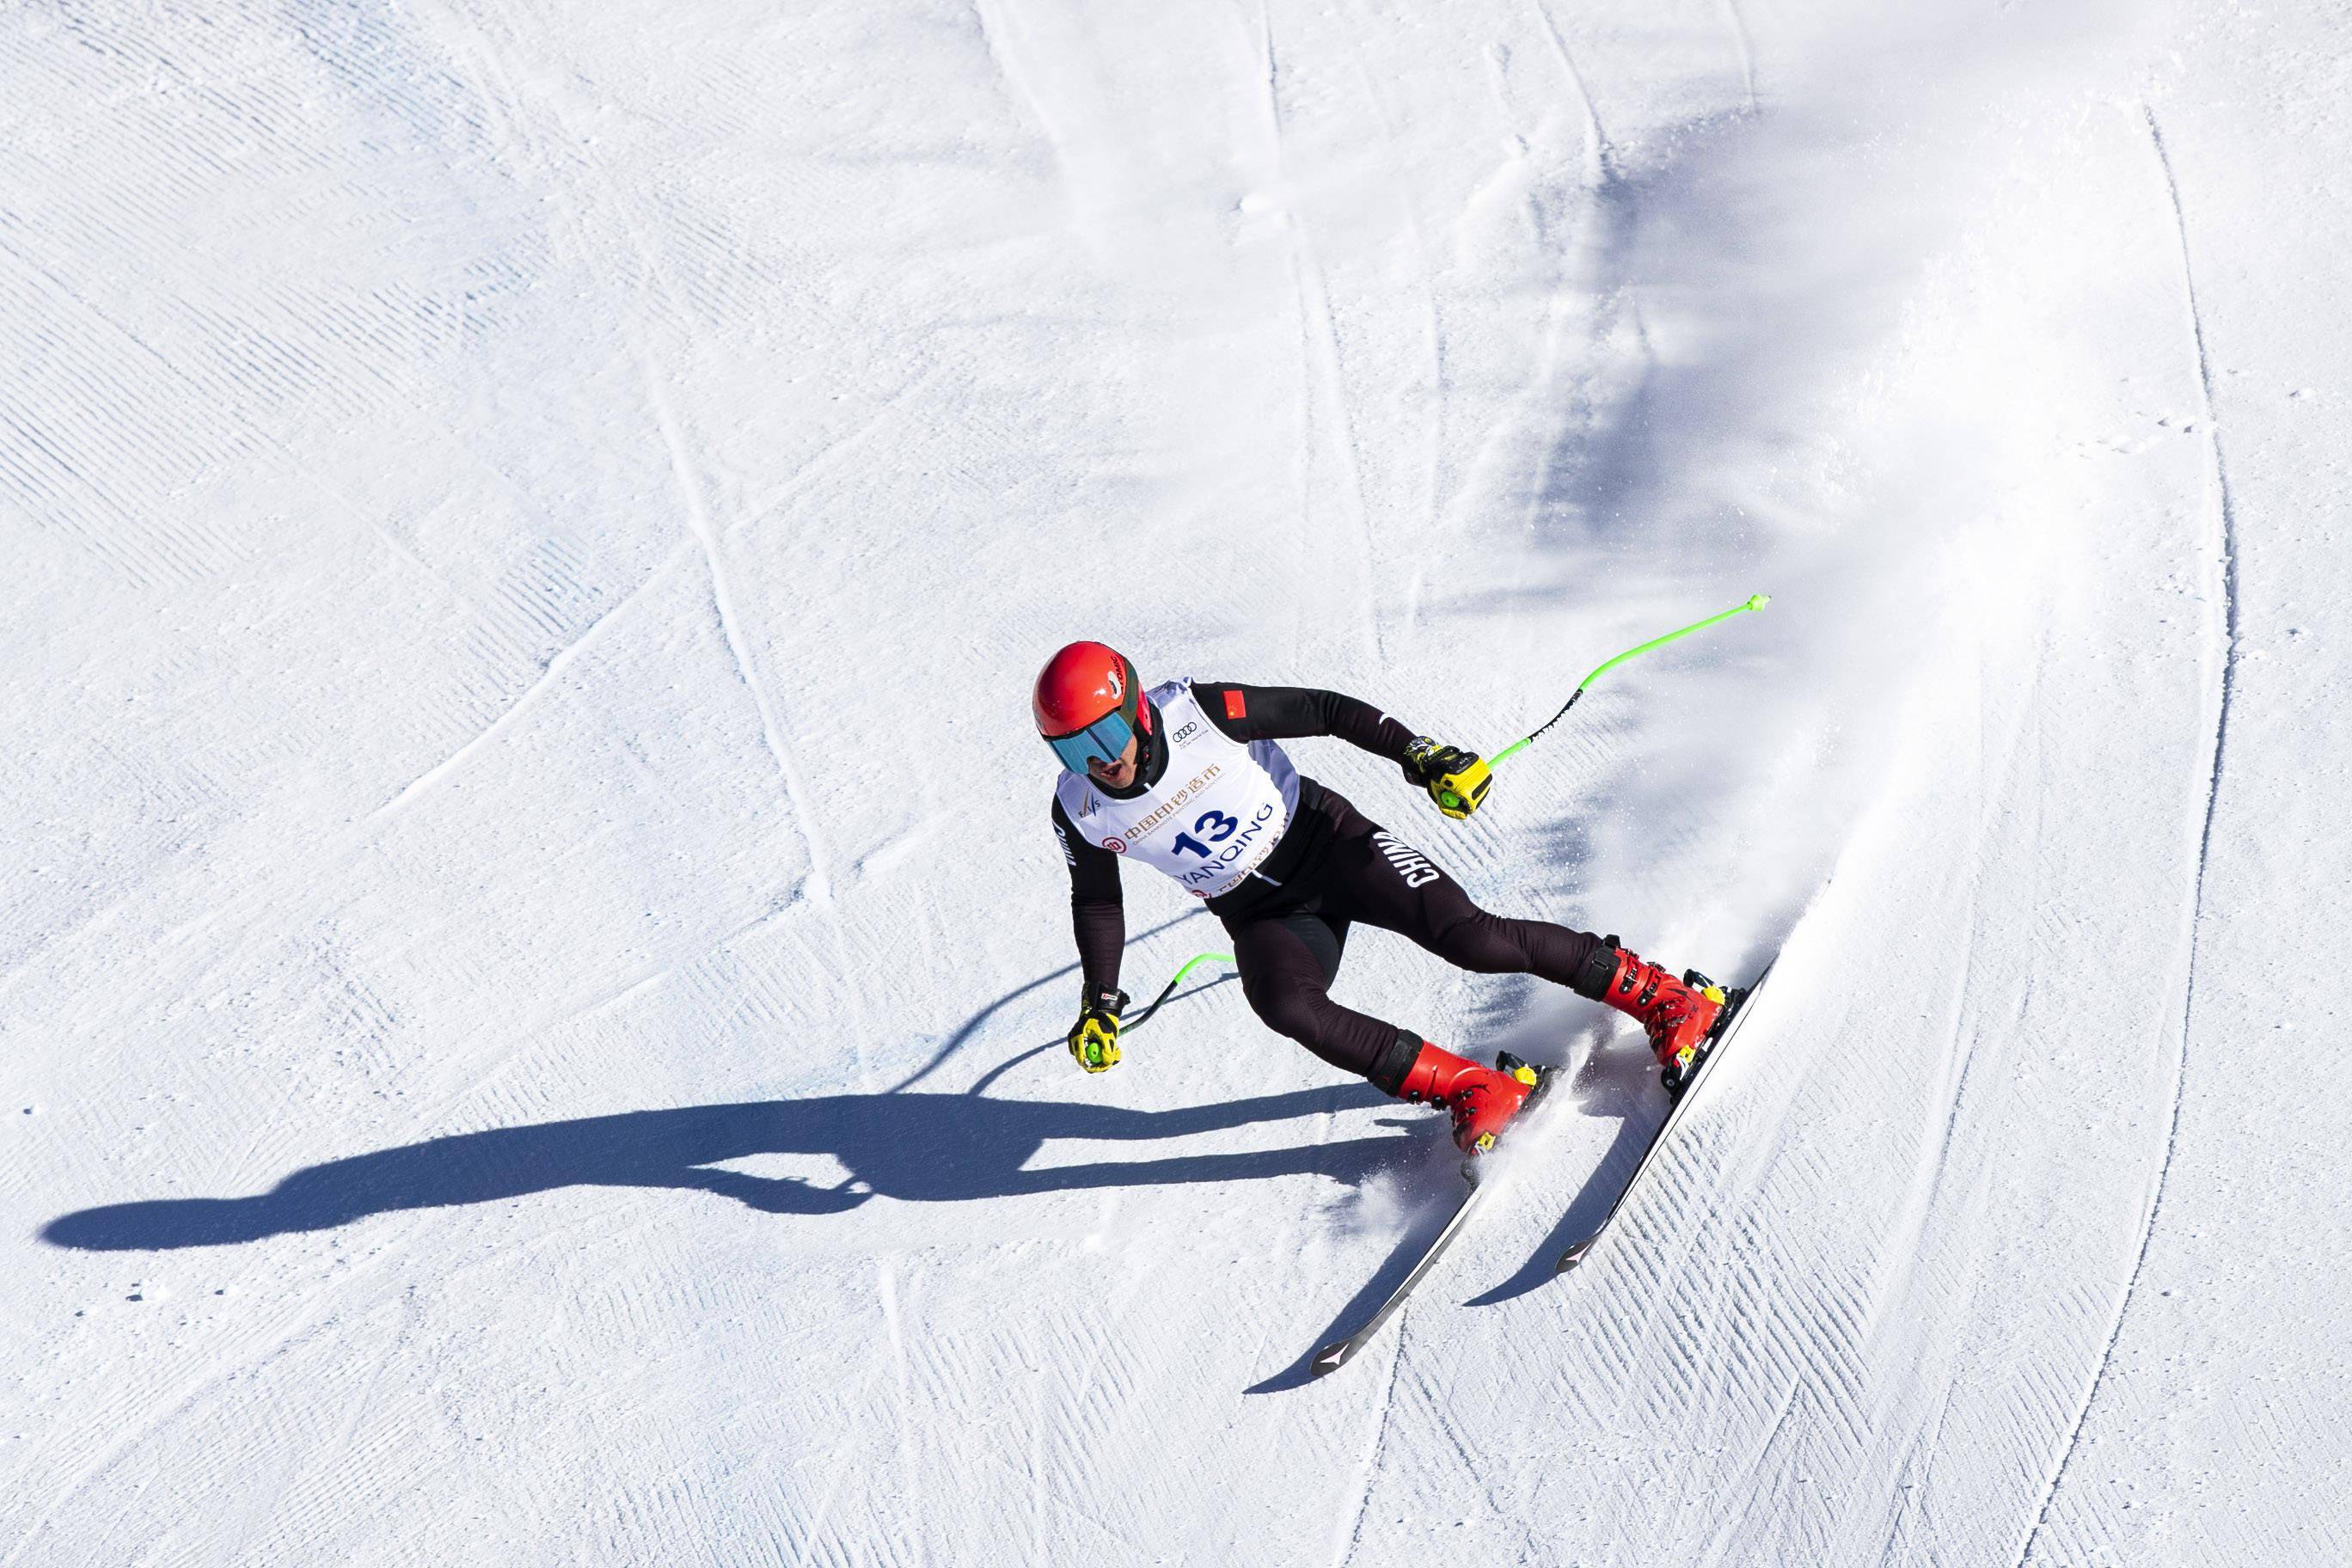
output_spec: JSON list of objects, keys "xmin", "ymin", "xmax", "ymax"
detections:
[{"xmin": 4, "ymin": 0, "xmax": 2348, "ymax": 1563}]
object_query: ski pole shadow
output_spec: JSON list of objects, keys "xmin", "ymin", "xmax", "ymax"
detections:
[
  {"xmin": 889, "ymin": 908, "xmax": 1216, "ymax": 1094},
  {"xmin": 40, "ymin": 1082, "xmax": 1400, "ymax": 1253}
]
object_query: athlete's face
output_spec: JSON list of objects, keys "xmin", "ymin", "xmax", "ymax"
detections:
[{"xmin": 1086, "ymin": 731, "xmax": 1140, "ymax": 789}]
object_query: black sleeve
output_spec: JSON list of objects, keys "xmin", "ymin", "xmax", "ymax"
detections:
[
  {"xmin": 1191, "ymin": 683, "xmax": 1418, "ymax": 763},
  {"xmin": 1051, "ymin": 794, "xmax": 1126, "ymax": 1003}
]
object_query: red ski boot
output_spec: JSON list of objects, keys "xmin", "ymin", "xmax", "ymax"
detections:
[
  {"xmin": 1592, "ymin": 937, "xmax": 1729, "ymax": 1100},
  {"xmin": 1397, "ymin": 1043, "xmax": 1542, "ymax": 1155}
]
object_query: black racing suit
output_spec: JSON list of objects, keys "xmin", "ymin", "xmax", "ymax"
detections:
[{"xmin": 1051, "ymin": 683, "xmax": 1608, "ymax": 1094}]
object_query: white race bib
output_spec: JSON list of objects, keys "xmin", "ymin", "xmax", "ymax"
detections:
[{"xmin": 1056, "ymin": 681, "xmax": 1300, "ymax": 898}]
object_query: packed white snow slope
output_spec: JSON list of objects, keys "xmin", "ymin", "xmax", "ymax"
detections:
[{"xmin": 4, "ymin": 0, "xmax": 2347, "ymax": 1563}]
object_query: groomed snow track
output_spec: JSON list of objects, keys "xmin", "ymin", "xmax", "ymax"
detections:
[{"xmin": 3, "ymin": 2, "xmax": 2345, "ymax": 1564}]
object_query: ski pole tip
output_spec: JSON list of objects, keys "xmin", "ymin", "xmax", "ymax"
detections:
[{"xmin": 1744, "ymin": 592, "xmax": 1771, "ymax": 612}]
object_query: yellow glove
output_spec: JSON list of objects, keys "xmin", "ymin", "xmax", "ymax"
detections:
[
  {"xmin": 1068, "ymin": 989, "xmax": 1129, "ymax": 1073},
  {"xmin": 1401, "ymin": 738, "xmax": 1491, "ymax": 820}
]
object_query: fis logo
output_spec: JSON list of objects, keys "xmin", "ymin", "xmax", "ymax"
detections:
[{"xmin": 1370, "ymin": 831, "xmax": 1442, "ymax": 889}]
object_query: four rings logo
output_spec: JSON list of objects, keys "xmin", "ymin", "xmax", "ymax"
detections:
[
  {"xmin": 1102, "ymin": 836, "xmax": 1126, "ymax": 854},
  {"xmin": 1172, "ymin": 720, "xmax": 1200, "ymax": 743}
]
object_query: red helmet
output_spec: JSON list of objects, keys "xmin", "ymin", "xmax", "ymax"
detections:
[{"xmin": 1034, "ymin": 641, "xmax": 1151, "ymax": 773}]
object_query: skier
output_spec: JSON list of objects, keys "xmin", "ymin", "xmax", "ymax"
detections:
[{"xmin": 1036, "ymin": 640, "xmax": 1728, "ymax": 1156}]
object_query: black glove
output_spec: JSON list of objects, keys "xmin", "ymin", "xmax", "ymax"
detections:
[
  {"xmin": 1400, "ymin": 738, "xmax": 1492, "ymax": 819},
  {"xmin": 1067, "ymin": 988, "xmax": 1130, "ymax": 1073}
]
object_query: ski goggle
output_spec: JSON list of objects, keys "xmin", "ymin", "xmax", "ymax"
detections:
[{"xmin": 1044, "ymin": 709, "xmax": 1138, "ymax": 775}]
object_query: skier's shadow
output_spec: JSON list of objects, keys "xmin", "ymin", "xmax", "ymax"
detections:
[{"xmin": 39, "ymin": 1085, "xmax": 1402, "ymax": 1253}]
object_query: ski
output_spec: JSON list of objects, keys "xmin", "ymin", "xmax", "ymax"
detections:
[
  {"xmin": 1308, "ymin": 1062, "xmax": 1559, "ymax": 1379},
  {"xmin": 1553, "ymin": 959, "xmax": 1776, "ymax": 1274}
]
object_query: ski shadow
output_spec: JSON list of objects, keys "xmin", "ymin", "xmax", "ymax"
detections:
[
  {"xmin": 1246, "ymin": 1025, "xmax": 1668, "ymax": 1390},
  {"xmin": 1245, "ymin": 1137, "xmax": 1471, "ymax": 1395},
  {"xmin": 1463, "ymin": 1084, "xmax": 1659, "ymax": 1308},
  {"xmin": 39, "ymin": 1082, "xmax": 1400, "ymax": 1253}
]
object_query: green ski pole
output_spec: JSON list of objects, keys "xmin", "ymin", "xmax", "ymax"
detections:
[
  {"xmin": 1488, "ymin": 593, "xmax": 1771, "ymax": 769},
  {"xmin": 1124, "ymin": 950, "xmax": 1234, "ymax": 1033}
]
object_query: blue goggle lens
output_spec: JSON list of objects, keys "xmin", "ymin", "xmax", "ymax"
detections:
[{"xmin": 1046, "ymin": 711, "xmax": 1136, "ymax": 774}]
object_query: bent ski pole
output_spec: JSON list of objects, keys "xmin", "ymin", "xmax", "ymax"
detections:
[
  {"xmin": 1488, "ymin": 592, "xmax": 1770, "ymax": 769},
  {"xmin": 1124, "ymin": 950, "xmax": 1234, "ymax": 1033}
]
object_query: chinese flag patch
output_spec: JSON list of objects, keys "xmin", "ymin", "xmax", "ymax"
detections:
[{"xmin": 1223, "ymin": 689, "xmax": 1246, "ymax": 720}]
